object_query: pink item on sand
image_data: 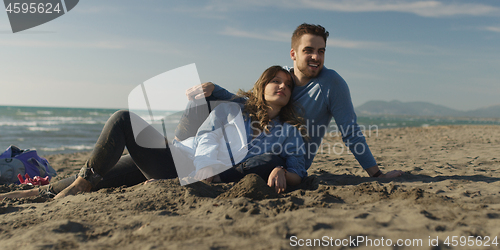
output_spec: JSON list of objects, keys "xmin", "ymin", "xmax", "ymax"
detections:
[{"xmin": 17, "ymin": 173, "xmax": 50, "ymax": 186}]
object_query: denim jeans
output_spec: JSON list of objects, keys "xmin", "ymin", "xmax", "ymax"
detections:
[{"xmin": 81, "ymin": 110, "xmax": 178, "ymax": 188}]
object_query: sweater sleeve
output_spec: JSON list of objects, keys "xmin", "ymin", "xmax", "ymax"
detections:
[
  {"xmin": 208, "ymin": 84, "xmax": 247, "ymax": 104},
  {"xmin": 279, "ymin": 125, "xmax": 307, "ymax": 178},
  {"xmin": 326, "ymin": 71, "xmax": 377, "ymax": 169}
]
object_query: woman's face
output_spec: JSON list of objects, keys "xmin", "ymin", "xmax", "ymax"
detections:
[{"xmin": 263, "ymin": 71, "xmax": 293, "ymax": 110}]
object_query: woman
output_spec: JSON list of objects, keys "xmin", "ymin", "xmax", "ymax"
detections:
[
  {"xmin": 0, "ymin": 66, "xmax": 307, "ymax": 200},
  {"xmin": 182, "ymin": 65, "xmax": 307, "ymax": 189}
]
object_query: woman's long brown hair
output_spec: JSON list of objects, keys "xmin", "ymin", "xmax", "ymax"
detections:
[{"xmin": 236, "ymin": 65, "xmax": 307, "ymax": 139}]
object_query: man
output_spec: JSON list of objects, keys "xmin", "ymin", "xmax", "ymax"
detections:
[{"xmin": 186, "ymin": 23, "xmax": 403, "ymax": 178}]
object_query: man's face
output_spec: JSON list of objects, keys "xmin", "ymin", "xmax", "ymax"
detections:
[{"xmin": 290, "ymin": 34, "xmax": 326, "ymax": 81}]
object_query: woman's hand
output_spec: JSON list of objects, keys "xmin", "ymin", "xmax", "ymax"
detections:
[{"xmin": 267, "ymin": 167, "xmax": 287, "ymax": 194}]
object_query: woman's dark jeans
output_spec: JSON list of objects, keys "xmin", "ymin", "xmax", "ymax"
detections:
[
  {"xmin": 81, "ymin": 110, "xmax": 178, "ymax": 189},
  {"xmin": 219, "ymin": 153, "xmax": 285, "ymax": 183}
]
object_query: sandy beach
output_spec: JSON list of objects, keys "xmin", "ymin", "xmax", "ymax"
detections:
[{"xmin": 1, "ymin": 125, "xmax": 500, "ymax": 249}]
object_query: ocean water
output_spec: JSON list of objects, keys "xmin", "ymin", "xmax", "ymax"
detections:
[
  {"xmin": 1, "ymin": 105, "xmax": 498, "ymax": 156},
  {"xmin": 0, "ymin": 106, "xmax": 182, "ymax": 156},
  {"xmin": 356, "ymin": 115, "xmax": 500, "ymax": 129}
]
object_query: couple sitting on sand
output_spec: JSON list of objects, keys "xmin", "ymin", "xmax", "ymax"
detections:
[{"xmin": 1, "ymin": 23, "xmax": 403, "ymax": 201}]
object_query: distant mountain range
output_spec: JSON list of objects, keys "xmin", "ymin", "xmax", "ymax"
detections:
[{"xmin": 355, "ymin": 100, "xmax": 500, "ymax": 118}]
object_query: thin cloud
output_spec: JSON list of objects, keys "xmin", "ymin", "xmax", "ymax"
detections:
[
  {"xmin": 220, "ymin": 27, "xmax": 380, "ymax": 48},
  {"xmin": 219, "ymin": 27, "xmax": 290, "ymax": 42},
  {"xmin": 194, "ymin": 0, "xmax": 500, "ymax": 18},
  {"xmin": 483, "ymin": 26, "xmax": 500, "ymax": 33},
  {"xmin": 220, "ymin": 26, "xmax": 435, "ymax": 55},
  {"xmin": 296, "ymin": 0, "xmax": 500, "ymax": 17},
  {"xmin": 329, "ymin": 38, "xmax": 446, "ymax": 55},
  {"xmin": 327, "ymin": 38, "xmax": 385, "ymax": 49},
  {"xmin": 0, "ymin": 38, "xmax": 181, "ymax": 55},
  {"xmin": 0, "ymin": 40, "xmax": 124, "ymax": 49},
  {"xmin": 74, "ymin": 5, "xmax": 129, "ymax": 14}
]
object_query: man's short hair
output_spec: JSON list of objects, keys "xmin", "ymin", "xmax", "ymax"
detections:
[{"xmin": 291, "ymin": 23, "xmax": 329, "ymax": 49}]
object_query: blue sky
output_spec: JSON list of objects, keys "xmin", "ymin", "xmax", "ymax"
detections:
[{"xmin": 1, "ymin": 0, "xmax": 499, "ymax": 111}]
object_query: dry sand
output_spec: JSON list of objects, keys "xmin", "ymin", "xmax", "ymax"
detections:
[{"xmin": 1, "ymin": 125, "xmax": 500, "ymax": 249}]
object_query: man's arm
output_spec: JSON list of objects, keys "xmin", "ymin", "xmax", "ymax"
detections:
[
  {"xmin": 326, "ymin": 70, "xmax": 402, "ymax": 178},
  {"xmin": 186, "ymin": 82, "xmax": 215, "ymax": 100},
  {"xmin": 176, "ymin": 82, "xmax": 245, "ymax": 141},
  {"xmin": 186, "ymin": 82, "xmax": 241, "ymax": 102},
  {"xmin": 279, "ymin": 125, "xmax": 307, "ymax": 179}
]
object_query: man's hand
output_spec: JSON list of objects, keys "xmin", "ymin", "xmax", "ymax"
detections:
[
  {"xmin": 186, "ymin": 82, "xmax": 215, "ymax": 100},
  {"xmin": 365, "ymin": 165, "xmax": 403, "ymax": 178},
  {"xmin": 379, "ymin": 170, "xmax": 404, "ymax": 178},
  {"xmin": 267, "ymin": 167, "xmax": 287, "ymax": 193}
]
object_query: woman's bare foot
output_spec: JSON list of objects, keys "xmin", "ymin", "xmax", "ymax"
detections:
[
  {"xmin": 53, "ymin": 176, "xmax": 92, "ymax": 199},
  {"xmin": 212, "ymin": 175, "xmax": 221, "ymax": 183},
  {"xmin": 0, "ymin": 188, "xmax": 40, "ymax": 201},
  {"xmin": 201, "ymin": 174, "xmax": 221, "ymax": 184},
  {"xmin": 143, "ymin": 179, "xmax": 162, "ymax": 185}
]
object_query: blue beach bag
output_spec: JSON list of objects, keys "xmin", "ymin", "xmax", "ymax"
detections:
[{"xmin": 0, "ymin": 145, "xmax": 57, "ymax": 185}]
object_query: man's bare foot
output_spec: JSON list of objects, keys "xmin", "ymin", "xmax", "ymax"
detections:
[
  {"xmin": 54, "ymin": 176, "xmax": 92, "ymax": 199},
  {"xmin": 0, "ymin": 188, "xmax": 40, "ymax": 201}
]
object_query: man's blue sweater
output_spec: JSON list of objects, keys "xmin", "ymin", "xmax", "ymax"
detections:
[{"xmin": 210, "ymin": 66, "xmax": 377, "ymax": 170}]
